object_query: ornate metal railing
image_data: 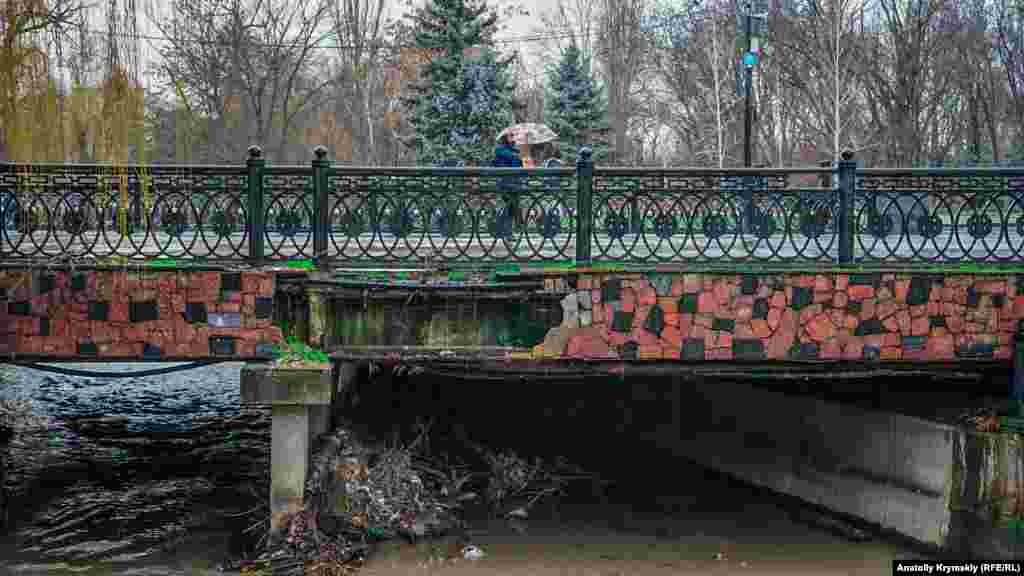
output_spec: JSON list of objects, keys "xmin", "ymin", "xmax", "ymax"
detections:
[
  {"xmin": 854, "ymin": 168, "xmax": 1024, "ymax": 264},
  {"xmin": 0, "ymin": 161, "xmax": 251, "ymax": 261},
  {"xmin": 588, "ymin": 167, "xmax": 839, "ymax": 264},
  {"xmin": 1, "ymin": 146, "xmax": 1022, "ymax": 267}
]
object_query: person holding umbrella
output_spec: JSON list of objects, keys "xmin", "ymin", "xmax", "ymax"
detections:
[
  {"xmin": 493, "ymin": 132, "xmax": 524, "ymax": 233},
  {"xmin": 494, "ymin": 124, "xmax": 560, "ymax": 233}
]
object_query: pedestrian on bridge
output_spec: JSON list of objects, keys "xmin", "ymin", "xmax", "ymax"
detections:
[{"xmin": 493, "ymin": 133, "xmax": 524, "ymax": 232}]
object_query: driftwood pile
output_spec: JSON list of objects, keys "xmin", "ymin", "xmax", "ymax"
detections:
[{"xmin": 239, "ymin": 419, "xmax": 600, "ymax": 575}]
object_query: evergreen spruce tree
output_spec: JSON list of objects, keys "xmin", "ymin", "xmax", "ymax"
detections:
[
  {"xmin": 544, "ymin": 42, "xmax": 611, "ymax": 164},
  {"xmin": 404, "ymin": 0, "xmax": 516, "ymax": 165}
]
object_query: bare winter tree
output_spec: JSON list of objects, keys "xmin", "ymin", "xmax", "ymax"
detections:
[
  {"xmin": 770, "ymin": 0, "xmax": 874, "ymax": 163},
  {"xmin": 595, "ymin": 0, "xmax": 649, "ymax": 164},
  {"xmin": 149, "ymin": 0, "xmax": 333, "ymax": 163},
  {"xmin": 935, "ymin": 0, "xmax": 1002, "ymax": 163},
  {"xmin": 329, "ymin": 0, "xmax": 388, "ymax": 164},
  {"xmin": 530, "ymin": 0, "xmax": 600, "ymax": 72},
  {"xmin": 852, "ymin": 0, "xmax": 957, "ymax": 166},
  {"xmin": 510, "ymin": 54, "xmax": 545, "ymax": 124},
  {"xmin": 653, "ymin": 0, "xmax": 740, "ymax": 167},
  {"xmin": 994, "ymin": 0, "xmax": 1024, "ymax": 158}
]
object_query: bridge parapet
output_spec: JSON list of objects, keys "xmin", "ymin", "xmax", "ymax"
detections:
[
  {"xmin": 527, "ymin": 271, "xmax": 1020, "ymax": 363},
  {"xmin": 309, "ymin": 268, "xmax": 1022, "ymax": 365},
  {"xmin": 0, "ymin": 267, "xmax": 283, "ymax": 359}
]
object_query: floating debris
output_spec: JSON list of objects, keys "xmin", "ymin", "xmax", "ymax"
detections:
[
  {"xmin": 242, "ymin": 420, "xmax": 601, "ymax": 574},
  {"xmin": 506, "ymin": 507, "xmax": 529, "ymax": 519},
  {"xmin": 461, "ymin": 544, "xmax": 485, "ymax": 560},
  {"xmin": 0, "ymin": 398, "xmax": 48, "ymax": 432}
]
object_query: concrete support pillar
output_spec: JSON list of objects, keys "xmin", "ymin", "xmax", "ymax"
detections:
[
  {"xmin": 240, "ymin": 363, "xmax": 333, "ymax": 547},
  {"xmin": 269, "ymin": 404, "xmax": 309, "ymax": 545},
  {"xmin": 308, "ymin": 291, "xmax": 327, "ymax": 349}
]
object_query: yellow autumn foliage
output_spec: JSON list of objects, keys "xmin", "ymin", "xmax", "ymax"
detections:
[{"xmin": 0, "ymin": 1, "xmax": 145, "ymax": 163}]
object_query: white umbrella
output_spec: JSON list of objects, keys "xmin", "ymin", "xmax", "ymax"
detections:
[{"xmin": 497, "ymin": 123, "xmax": 559, "ymax": 146}]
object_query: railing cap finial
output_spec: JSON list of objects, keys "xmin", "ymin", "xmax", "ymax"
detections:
[
  {"xmin": 247, "ymin": 145, "xmax": 263, "ymax": 160},
  {"xmin": 841, "ymin": 149, "xmax": 854, "ymax": 161},
  {"xmin": 313, "ymin": 145, "xmax": 328, "ymax": 160}
]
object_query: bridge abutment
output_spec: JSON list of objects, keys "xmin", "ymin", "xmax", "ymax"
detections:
[{"xmin": 659, "ymin": 374, "xmax": 1022, "ymax": 557}]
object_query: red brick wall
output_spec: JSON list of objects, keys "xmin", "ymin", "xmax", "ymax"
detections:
[
  {"xmin": 0, "ymin": 269, "xmax": 283, "ymax": 359},
  {"xmin": 545, "ymin": 272, "xmax": 1020, "ymax": 362}
]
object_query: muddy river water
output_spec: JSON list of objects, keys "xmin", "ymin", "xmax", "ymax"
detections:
[{"xmin": 0, "ymin": 362, "xmax": 928, "ymax": 575}]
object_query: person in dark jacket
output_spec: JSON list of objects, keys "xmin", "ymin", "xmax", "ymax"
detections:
[
  {"xmin": 494, "ymin": 133, "xmax": 522, "ymax": 168},
  {"xmin": 493, "ymin": 134, "xmax": 524, "ymax": 233}
]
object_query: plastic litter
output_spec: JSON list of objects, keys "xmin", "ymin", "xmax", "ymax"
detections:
[{"xmin": 462, "ymin": 544, "xmax": 485, "ymax": 560}]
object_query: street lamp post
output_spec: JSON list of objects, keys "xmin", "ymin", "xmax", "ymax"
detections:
[{"xmin": 744, "ymin": 3, "xmax": 753, "ymax": 168}]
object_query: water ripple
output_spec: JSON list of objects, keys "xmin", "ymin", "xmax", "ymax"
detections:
[{"xmin": 0, "ymin": 363, "xmax": 245, "ymax": 433}]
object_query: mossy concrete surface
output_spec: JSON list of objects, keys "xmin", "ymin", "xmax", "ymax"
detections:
[
  {"xmin": 320, "ymin": 300, "xmax": 560, "ymax": 350},
  {"xmin": 240, "ymin": 364, "xmax": 333, "ymax": 406}
]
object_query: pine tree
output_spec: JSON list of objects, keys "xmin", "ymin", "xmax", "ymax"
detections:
[
  {"xmin": 404, "ymin": 0, "xmax": 516, "ymax": 165},
  {"xmin": 544, "ymin": 42, "xmax": 611, "ymax": 164}
]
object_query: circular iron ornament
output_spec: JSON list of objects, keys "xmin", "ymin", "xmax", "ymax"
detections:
[
  {"xmin": 1017, "ymin": 216, "xmax": 1024, "ymax": 239},
  {"xmin": 275, "ymin": 209, "xmax": 303, "ymax": 238},
  {"xmin": 605, "ymin": 213, "xmax": 629, "ymax": 239},
  {"xmin": 105, "ymin": 204, "xmax": 139, "ymax": 235},
  {"xmin": 162, "ymin": 210, "xmax": 188, "ymax": 237},
  {"xmin": 434, "ymin": 207, "xmax": 464, "ymax": 238},
  {"xmin": 701, "ymin": 214, "xmax": 729, "ymax": 239},
  {"xmin": 14, "ymin": 206, "xmax": 39, "ymax": 234},
  {"xmin": 751, "ymin": 211, "xmax": 776, "ymax": 239},
  {"xmin": 339, "ymin": 211, "xmax": 366, "ymax": 237},
  {"xmin": 966, "ymin": 213, "xmax": 993, "ymax": 238},
  {"xmin": 210, "ymin": 210, "xmax": 235, "ymax": 238},
  {"xmin": 63, "ymin": 209, "xmax": 87, "ymax": 236},
  {"xmin": 542, "ymin": 209, "xmax": 562, "ymax": 239},
  {"xmin": 489, "ymin": 207, "xmax": 516, "ymax": 240},
  {"xmin": 799, "ymin": 213, "xmax": 826, "ymax": 239},
  {"xmin": 387, "ymin": 206, "xmax": 415, "ymax": 238},
  {"xmin": 864, "ymin": 209, "xmax": 894, "ymax": 238},
  {"xmin": 654, "ymin": 213, "xmax": 675, "ymax": 239},
  {"xmin": 917, "ymin": 214, "xmax": 944, "ymax": 239}
]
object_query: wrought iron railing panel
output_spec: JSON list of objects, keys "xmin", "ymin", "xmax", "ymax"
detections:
[
  {"xmin": 589, "ymin": 168, "xmax": 838, "ymax": 264},
  {"xmin": 3, "ymin": 157, "xmax": 1023, "ymax": 267},
  {"xmin": 324, "ymin": 167, "xmax": 577, "ymax": 264},
  {"xmin": 262, "ymin": 166, "xmax": 315, "ymax": 260},
  {"xmin": 0, "ymin": 163, "xmax": 249, "ymax": 262},
  {"xmin": 855, "ymin": 168, "xmax": 1024, "ymax": 263}
]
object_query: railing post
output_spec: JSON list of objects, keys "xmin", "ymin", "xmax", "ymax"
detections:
[
  {"xmin": 837, "ymin": 149, "xmax": 856, "ymax": 265},
  {"xmin": 247, "ymin": 145, "xmax": 266, "ymax": 264},
  {"xmin": 312, "ymin": 145, "xmax": 330, "ymax": 267},
  {"xmin": 576, "ymin": 147, "xmax": 594, "ymax": 266}
]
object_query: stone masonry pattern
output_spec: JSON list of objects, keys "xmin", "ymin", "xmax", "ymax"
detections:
[
  {"xmin": 0, "ymin": 269, "xmax": 283, "ymax": 358},
  {"xmin": 537, "ymin": 273, "xmax": 1022, "ymax": 362}
]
